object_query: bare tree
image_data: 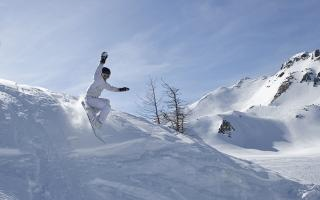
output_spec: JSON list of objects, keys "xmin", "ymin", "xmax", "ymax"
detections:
[
  {"xmin": 139, "ymin": 78, "xmax": 162, "ymax": 124},
  {"xmin": 161, "ymin": 81, "xmax": 187, "ymax": 134}
]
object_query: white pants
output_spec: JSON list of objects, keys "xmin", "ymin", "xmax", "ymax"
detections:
[{"xmin": 85, "ymin": 96, "xmax": 111, "ymax": 123}]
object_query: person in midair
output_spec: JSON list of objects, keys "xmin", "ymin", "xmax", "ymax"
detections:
[{"xmin": 85, "ymin": 52, "xmax": 129, "ymax": 128}]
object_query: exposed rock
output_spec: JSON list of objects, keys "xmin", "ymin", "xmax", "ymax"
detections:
[
  {"xmin": 300, "ymin": 72, "xmax": 314, "ymax": 83},
  {"xmin": 281, "ymin": 52, "xmax": 311, "ymax": 69},
  {"xmin": 293, "ymin": 57, "xmax": 301, "ymax": 62},
  {"xmin": 299, "ymin": 70, "xmax": 320, "ymax": 86},
  {"xmin": 301, "ymin": 53, "xmax": 310, "ymax": 60},
  {"xmin": 272, "ymin": 74, "xmax": 295, "ymax": 103},
  {"xmin": 281, "ymin": 60, "xmax": 294, "ymax": 69},
  {"xmin": 218, "ymin": 119, "xmax": 235, "ymax": 137},
  {"xmin": 314, "ymin": 72, "xmax": 320, "ymax": 87},
  {"xmin": 313, "ymin": 49, "xmax": 320, "ymax": 59},
  {"xmin": 278, "ymin": 72, "xmax": 285, "ymax": 78},
  {"xmin": 316, "ymin": 49, "xmax": 320, "ymax": 57},
  {"xmin": 295, "ymin": 114, "xmax": 305, "ymax": 119}
]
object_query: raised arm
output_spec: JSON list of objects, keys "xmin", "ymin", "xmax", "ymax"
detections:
[{"xmin": 94, "ymin": 63, "xmax": 104, "ymax": 81}]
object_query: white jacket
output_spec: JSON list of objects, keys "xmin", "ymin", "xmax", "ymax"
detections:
[{"xmin": 86, "ymin": 63, "xmax": 119, "ymax": 98}]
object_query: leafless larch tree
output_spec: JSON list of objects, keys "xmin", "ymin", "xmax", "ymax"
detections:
[
  {"xmin": 161, "ymin": 81, "xmax": 188, "ymax": 134},
  {"xmin": 139, "ymin": 78, "xmax": 162, "ymax": 124}
]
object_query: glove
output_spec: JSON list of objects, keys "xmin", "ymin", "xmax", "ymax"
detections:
[
  {"xmin": 119, "ymin": 87, "xmax": 129, "ymax": 92},
  {"xmin": 100, "ymin": 52, "xmax": 108, "ymax": 64}
]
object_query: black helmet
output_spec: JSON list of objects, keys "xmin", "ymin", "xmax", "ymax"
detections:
[{"xmin": 102, "ymin": 67, "xmax": 111, "ymax": 75}]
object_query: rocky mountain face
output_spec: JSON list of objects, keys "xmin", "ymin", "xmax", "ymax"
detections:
[
  {"xmin": 274, "ymin": 50, "xmax": 320, "ymax": 102},
  {"xmin": 187, "ymin": 49, "xmax": 320, "ymax": 154}
]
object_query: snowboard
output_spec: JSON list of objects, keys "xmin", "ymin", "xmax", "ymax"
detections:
[{"xmin": 81, "ymin": 101, "xmax": 106, "ymax": 144}]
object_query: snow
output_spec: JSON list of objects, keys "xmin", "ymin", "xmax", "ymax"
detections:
[
  {"xmin": 289, "ymin": 51, "xmax": 308, "ymax": 60},
  {"xmin": 187, "ymin": 49, "xmax": 320, "ymax": 187},
  {"xmin": 189, "ymin": 77, "xmax": 268, "ymax": 116},
  {"xmin": 252, "ymin": 156, "xmax": 320, "ymax": 185},
  {"xmin": 1, "ymin": 78, "xmax": 319, "ymax": 199}
]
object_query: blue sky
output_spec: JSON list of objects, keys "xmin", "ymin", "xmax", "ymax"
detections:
[{"xmin": 0, "ymin": 0, "xmax": 320, "ymax": 114}]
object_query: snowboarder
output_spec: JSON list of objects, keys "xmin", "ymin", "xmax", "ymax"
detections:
[{"xmin": 84, "ymin": 52, "xmax": 129, "ymax": 129}]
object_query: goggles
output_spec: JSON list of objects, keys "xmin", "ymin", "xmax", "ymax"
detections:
[{"xmin": 101, "ymin": 73, "xmax": 110, "ymax": 78}]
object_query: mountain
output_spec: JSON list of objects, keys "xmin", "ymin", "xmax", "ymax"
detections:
[
  {"xmin": 1, "ymin": 79, "xmax": 319, "ymax": 199},
  {"xmin": 190, "ymin": 50, "xmax": 320, "ymax": 113},
  {"xmin": 187, "ymin": 49, "xmax": 320, "ymax": 183}
]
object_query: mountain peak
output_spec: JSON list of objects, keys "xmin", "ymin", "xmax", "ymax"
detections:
[{"xmin": 281, "ymin": 49, "xmax": 320, "ymax": 70}]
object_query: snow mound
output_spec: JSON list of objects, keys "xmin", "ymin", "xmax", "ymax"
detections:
[{"xmin": 1, "ymin": 79, "xmax": 319, "ymax": 199}]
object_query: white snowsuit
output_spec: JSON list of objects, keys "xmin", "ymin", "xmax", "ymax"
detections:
[{"xmin": 85, "ymin": 63, "xmax": 120, "ymax": 123}]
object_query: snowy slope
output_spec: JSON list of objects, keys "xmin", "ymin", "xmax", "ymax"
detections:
[
  {"xmin": 190, "ymin": 50, "xmax": 320, "ymax": 114},
  {"xmin": 188, "ymin": 49, "xmax": 320, "ymax": 152},
  {"xmin": 188, "ymin": 77, "xmax": 269, "ymax": 117},
  {"xmin": 0, "ymin": 79, "xmax": 319, "ymax": 199},
  {"xmin": 187, "ymin": 50, "xmax": 320, "ymax": 184}
]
